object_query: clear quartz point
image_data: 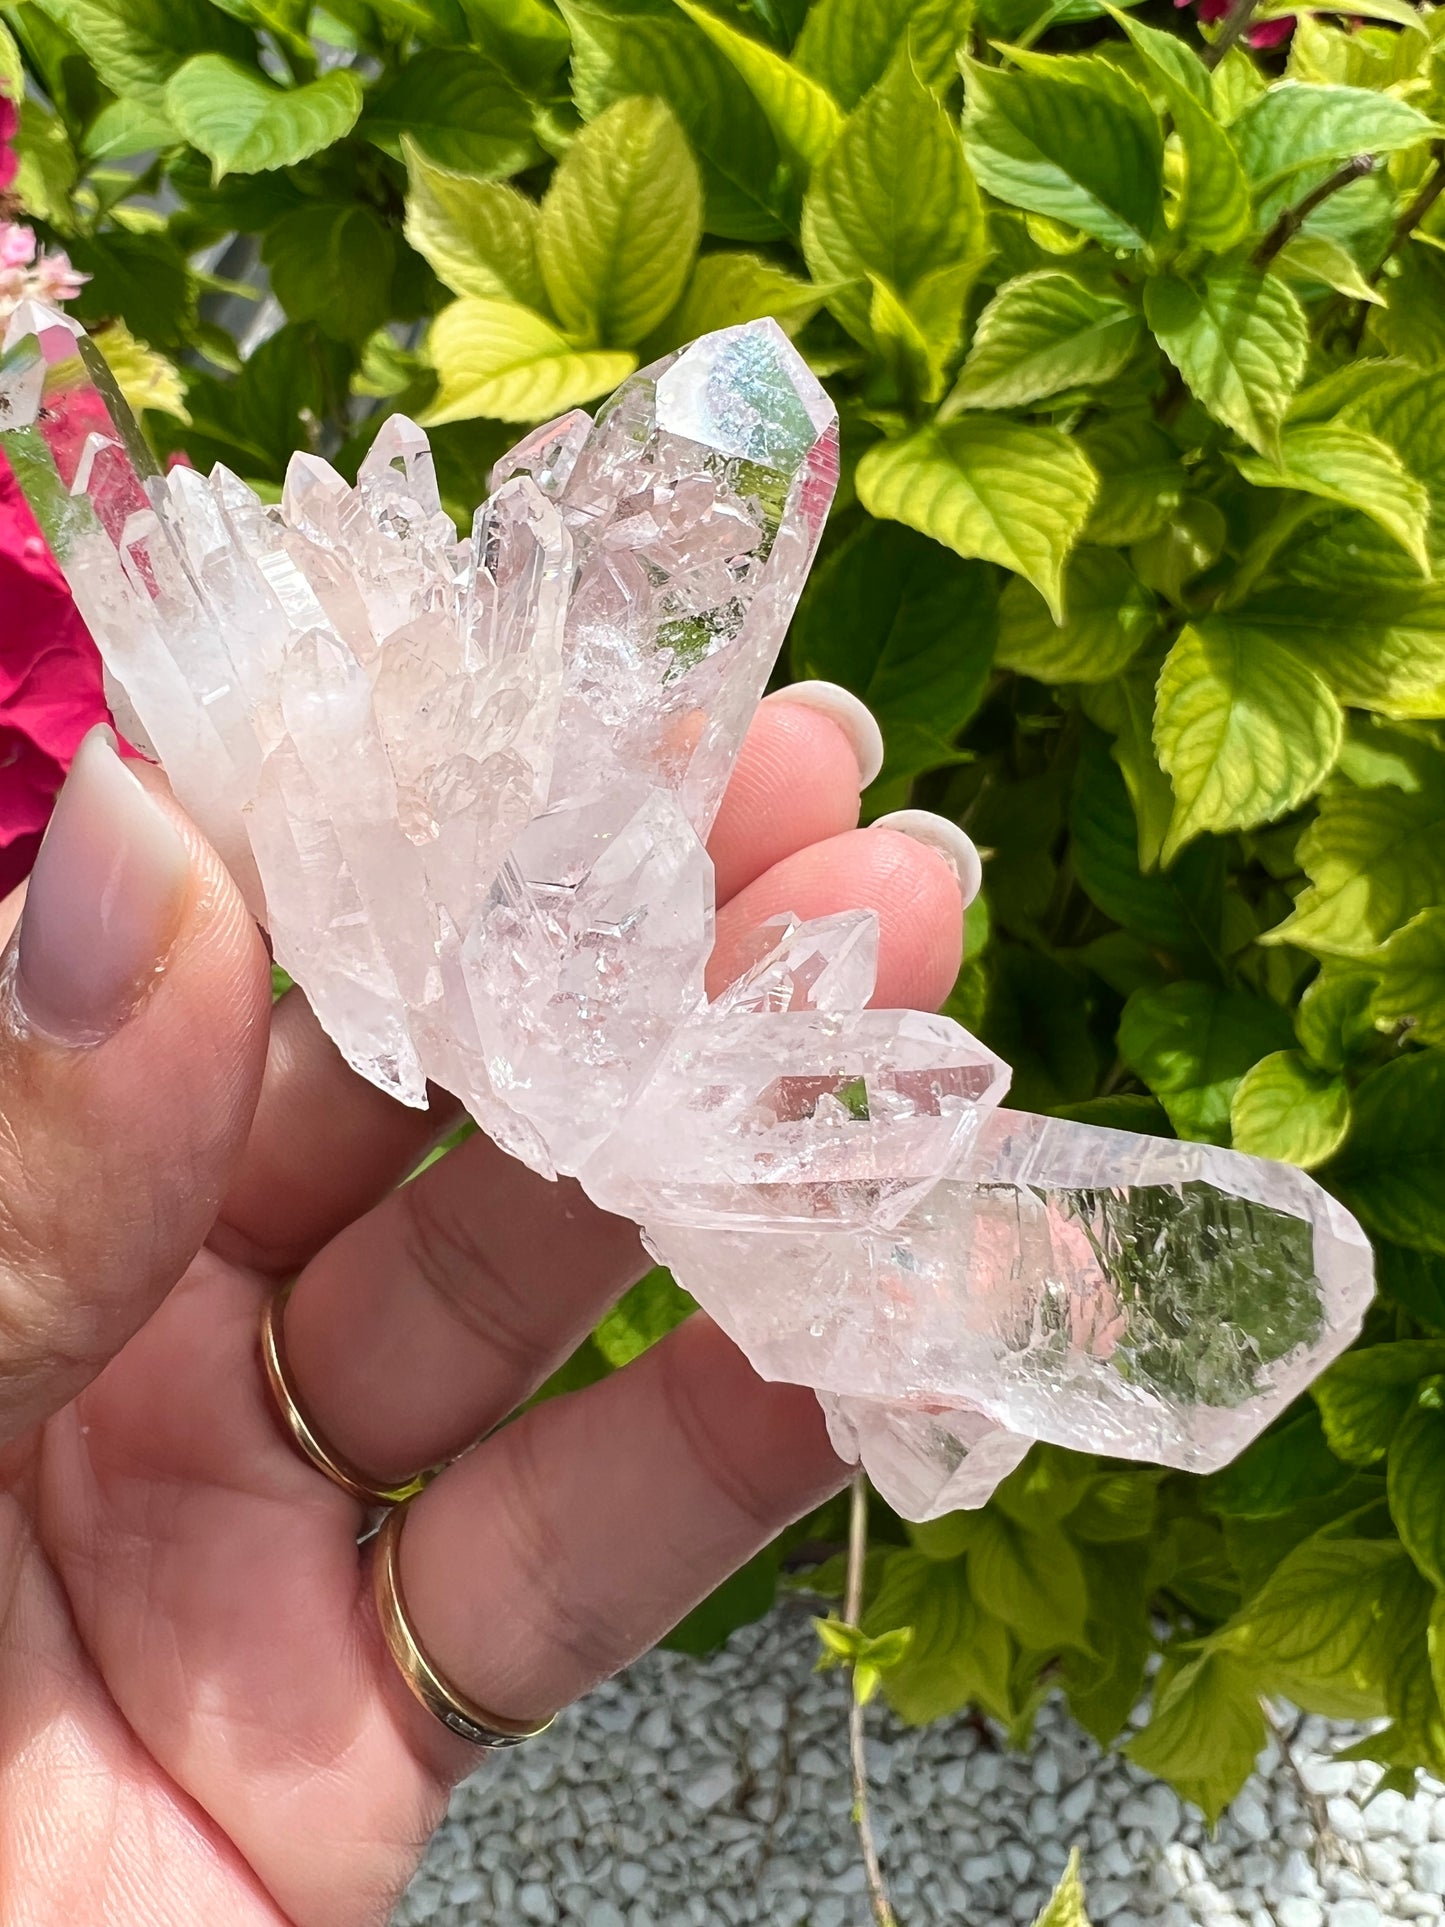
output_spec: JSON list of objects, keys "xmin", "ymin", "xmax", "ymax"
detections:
[{"xmin": 0, "ymin": 306, "xmax": 1376, "ymax": 1515}]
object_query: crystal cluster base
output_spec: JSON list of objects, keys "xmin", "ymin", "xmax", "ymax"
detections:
[{"xmin": 0, "ymin": 303, "xmax": 1375, "ymax": 1519}]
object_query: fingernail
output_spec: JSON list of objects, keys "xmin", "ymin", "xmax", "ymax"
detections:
[
  {"xmin": 871, "ymin": 810, "xmax": 983, "ymax": 908},
  {"xmin": 11, "ymin": 727, "xmax": 191, "ymax": 1046},
  {"xmin": 762, "ymin": 681, "xmax": 885, "ymax": 788}
]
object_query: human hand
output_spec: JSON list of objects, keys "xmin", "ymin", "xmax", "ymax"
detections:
[{"xmin": 0, "ymin": 692, "xmax": 971, "ymax": 1927}]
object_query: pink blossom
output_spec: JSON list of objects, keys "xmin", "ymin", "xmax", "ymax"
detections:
[
  {"xmin": 0, "ymin": 95, "xmax": 17, "ymax": 195},
  {"xmin": 0, "ymin": 222, "xmax": 35, "ymax": 270},
  {"xmin": 32, "ymin": 248, "xmax": 84, "ymax": 303},
  {"xmin": 1248, "ymin": 13, "xmax": 1297, "ymax": 46},
  {"xmin": 0, "ymin": 457, "xmax": 109, "ymax": 898},
  {"xmin": 1175, "ymin": 0, "xmax": 1295, "ymax": 45}
]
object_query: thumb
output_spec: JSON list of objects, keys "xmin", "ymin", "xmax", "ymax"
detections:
[{"xmin": 0, "ymin": 727, "xmax": 270, "ymax": 1443}]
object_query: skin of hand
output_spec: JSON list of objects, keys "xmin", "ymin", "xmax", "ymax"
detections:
[{"xmin": 0, "ymin": 697, "xmax": 967, "ymax": 1927}]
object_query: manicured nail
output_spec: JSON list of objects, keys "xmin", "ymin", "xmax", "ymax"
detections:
[
  {"xmin": 871, "ymin": 810, "xmax": 983, "ymax": 908},
  {"xmin": 762, "ymin": 681, "xmax": 885, "ymax": 788},
  {"xmin": 11, "ymin": 727, "xmax": 191, "ymax": 1046}
]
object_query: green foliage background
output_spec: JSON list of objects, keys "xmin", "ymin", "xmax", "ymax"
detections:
[{"xmin": 9, "ymin": 0, "xmax": 1445, "ymax": 1824}]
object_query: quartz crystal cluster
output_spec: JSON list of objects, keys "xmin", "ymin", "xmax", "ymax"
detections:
[{"xmin": 0, "ymin": 302, "xmax": 1374, "ymax": 1518}]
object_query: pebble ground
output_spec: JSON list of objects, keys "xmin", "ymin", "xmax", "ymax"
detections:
[{"xmin": 394, "ymin": 1607, "xmax": 1445, "ymax": 1927}]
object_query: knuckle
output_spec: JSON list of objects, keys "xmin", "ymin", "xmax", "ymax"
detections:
[
  {"xmin": 397, "ymin": 1181, "xmax": 541, "ymax": 1377},
  {"xmin": 656, "ymin": 1331, "xmax": 780, "ymax": 1537},
  {"xmin": 492, "ymin": 1424, "xmax": 635, "ymax": 1686}
]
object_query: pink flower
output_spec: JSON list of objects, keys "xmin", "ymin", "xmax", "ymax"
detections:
[
  {"xmin": 1248, "ymin": 13, "xmax": 1296, "ymax": 45},
  {"xmin": 0, "ymin": 222, "xmax": 35, "ymax": 270},
  {"xmin": 1175, "ymin": 0, "xmax": 1295, "ymax": 45},
  {"xmin": 32, "ymin": 248, "xmax": 84, "ymax": 303},
  {"xmin": 0, "ymin": 94, "xmax": 17, "ymax": 195},
  {"xmin": 0, "ymin": 456, "xmax": 109, "ymax": 898}
]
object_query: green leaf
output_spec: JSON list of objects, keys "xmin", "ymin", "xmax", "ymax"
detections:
[
  {"xmin": 559, "ymin": 0, "xmax": 787, "ymax": 241},
  {"xmin": 403, "ymin": 140, "xmax": 547, "ymax": 310},
  {"xmin": 1327, "ymin": 1051, "xmax": 1445, "ymax": 1255},
  {"xmin": 69, "ymin": 229, "xmax": 195, "ymax": 350},
  {"xmin": 1061, "ymin": 1537, "xmax": 1155, "ymax": 1747},
  {"xmin": 961, "ymin": 52, "xmax": 1164, "ymax": 251},
  {"xmin": 856, "ymin": 419, "xmax": 1097, "ymax": 622},
  {"xmin": 1126, "ymin": 1648, "xmax": 1266, "ymax": 1823},
  {"xmin": 1203, "ymin": 1403, "xmax": 1351, "ymax": 1518},
  {"xmin": 0, "ymin": 16, "xmax": 22, "ymax": 94},
  {"xmin": 593, "ymin": 1266, "xmax": 696, "ymax": 1367},
  {"xmin": 83, "ymin": 96, "xmax": 179, "ymax": 161},
  {"xmin": 1344, "ymin": 368, "xmax": 1445, "ymax": 578},
  {"xmin": 537, "ymin": 96, "xmax": 702, "ymax": 348},
  {"xmin": 793, "ymin": 0, "xmax": 968, "ymax": 108},
  {"xmin": 423, "ymin": 297, "xmax": 638, "ymax": 425},
  {"xmin": 862, "ymin": 1548, "xmax": 1014, "ymax": 1723},
  {"xmin": 164, "ymin": 58, "xmax": 362, "ymax": 177},
  {"xmin": 1109, "ymin": 7, "xmax": 1252, "ymax": 251},
  {"xmin": 944, "ymin": 269, "xmax": 1141, "ymax": 413},
  {"xmin": 1070, "ymin": 730, "xmax": 1223, "ymax": 959},
  {"xmin": 1314, "ymin": 1342, "xmax": 1445, "ymax": 1464},
  {"xmin": 1144, "ymin": 268, "xmax": 1309, "ymax": 459},
  {"xmin": 1388, "ymin": 1390, "xmax": 1445, "ymax": 1588},
  {"xmin": 92, "ymin": 320, "xmax": 189, "ymax": 424},
  {"xmin": 1154, "ymin": 620, "xmax": 1342, "ymax": 859},
  {"xmin": 1269, "ymin": 759, "xmax": 1445, "ymax": 957},
  {"xmin": 262, "ymin": 204, "xmax": 395, "ymax": 345},
  {"xmin": 1131, "ymin": 499, "xmax": 1227, "ymax": 607},
  {"xmin": 1030, "ymin": 1850, "xmax": 1091, "ymax": 1927},
  {"xmin": 789, "ymin": 521, "xmax": 997, "ymax": 787},
  {"xmin": 1119, "ymin": 981, "xmax": 1295, "ymax": 1144},
  {"xmin": 1277, "ymin": 231, "xmax": 1385, "ymax": 306},
  {"xmin": 1235, "ymin": 425, "xmax": 1431, "ymax": 577},
  {"xmin": 1229, "ymin": 1049, "xmax": 1350, "ymax": 1168},
  {"xmin": 32, "ymin": 0, "xmax": 254, "ymax": 107},
  {"xmin": 1296, "ymin": 963, "xmax": 1379, "ymax": 1073},
  {"xmin": 1212, "ymin": 1532, "xmax": 1413, "ymax": 1720},
  {"xmin": 1378, "ymin": 1244, "xmax": 1445, "ymax": 1335},
  {"xmin": 647, "ymin": 250, "xmax": 825, "ymax": 352},
  {"xmin": 1372, "ymin": 909, "xmax": 1445, "ymax": 1048},
  {"xmin": 12, "ymin": 98, "xmax": 76, "ymax": 229},
  {"xmin": 362, "ymin": 47, "xmax": 538, "ymax": 177},
  {"xmin": 1234, "ymin": 81, "xmax": 1440, "ymax": 196},
  {"xmin": 802, "ymin": 51, "xmax": 987, "ymax": 363},
  {"xmin": 984, "ymin": 945, "xmax": 1099, "ymax": 1106},
  {"xmin": 1079, "ymin": 659, "xmax": 1179, "ymax": 872},
  {"xmin": 997, "ymin": 547, "xmax": 1156, "ymax": 684},
  {"xmin": 674, "ymin": 0, "xmax": 843, "ymax": 171},
  {"xmin": 460, "ymin": 0, "xmax": 572, "ymax": 87},
  {"xmin": 1079, "ymin": 415, "xmax": 1185, "ymax": 547},
  {"xmin": 966, "ymin": 1507, "xmax": 1091, "ymax": 1652}
]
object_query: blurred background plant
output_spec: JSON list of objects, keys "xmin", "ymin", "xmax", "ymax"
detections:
[{"xmin": 3, "ymin": 0, "xmax": 1445, "ymax": 1854}]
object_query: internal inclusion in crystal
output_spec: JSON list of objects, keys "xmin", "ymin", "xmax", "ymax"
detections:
[
  {"xmin": 1052, "ymin": 1182, "xmax": 1322, "ymax": 1408},
  {"xmin": 0, "ymin": 302, "xmax": 1375, "ymax": 1521}
]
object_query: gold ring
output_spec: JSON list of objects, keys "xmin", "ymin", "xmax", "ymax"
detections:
[
  {"xmin": 260, "ymin": 1279, "xmax": 436, "ymax": 1508},
  {"xmin": 373, "ymin": 1502, "xmax": 555, "ymax": 1750}
]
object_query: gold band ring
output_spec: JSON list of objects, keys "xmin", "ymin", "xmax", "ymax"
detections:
[
  {"xmin": 260, "ymin": 1279, "xmax": 436, "ymax": 1509},
  {"xmin": 373, "ymin": 1501, "xmax": 555, "ymax": 1750}
]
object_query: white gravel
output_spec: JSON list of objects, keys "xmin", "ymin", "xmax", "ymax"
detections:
[{"xmin": 394, "ymin": 1607, "xmax": 1445, "ymax": 1926}]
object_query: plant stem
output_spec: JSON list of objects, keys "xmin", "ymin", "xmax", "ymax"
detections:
[
  {"xmin": 1369, "ymin": 138, "xmax": 1445, "ymax": 286},
  {"xmin": 1202, "ymin": 0, "xmax": 1261, "ymax": 69},
  {"xmin": 1253, "ymin": 155, "xmax": 1376, "ymax": 267},
  {"xmin": 844, "ymin": 1473, "xmax": 898, "ymax": 1927}
]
